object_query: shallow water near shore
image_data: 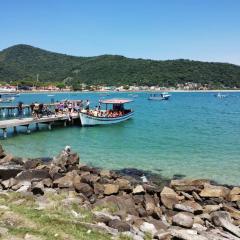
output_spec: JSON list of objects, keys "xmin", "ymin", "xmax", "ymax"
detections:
[{"xmin": 1, "ymin": 91, "xmax": 240, "ymax": 185}]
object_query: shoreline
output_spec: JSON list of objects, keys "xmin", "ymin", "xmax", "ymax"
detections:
[
  {"xmin": 0, "ymin": 145, "xmax": 239, "ymax": 239},
  {"xmin": 3, "ymin": 89, "xmax": 240, "ymax": 95}
]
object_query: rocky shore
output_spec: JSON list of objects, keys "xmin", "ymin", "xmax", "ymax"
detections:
[{"xmin": 0, "ymin": 145, "xmax": 239, "ymax": 240}]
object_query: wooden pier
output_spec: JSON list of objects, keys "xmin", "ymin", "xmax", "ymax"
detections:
[{"xmin": 0, "ymin": 113, "xmax": 80, "ymax": 138}]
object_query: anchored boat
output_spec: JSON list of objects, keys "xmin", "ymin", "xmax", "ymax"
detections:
[
  {"xmin": 80, "ymin": 98, "xmax": 134, "ymax": 126},
  {"xmin": 0, "ymin": 95, "xmax": 15, "ymax": 103},
  {"xmin": 148, "ymin": 92, "xmax": 171, "ymax": 101}
]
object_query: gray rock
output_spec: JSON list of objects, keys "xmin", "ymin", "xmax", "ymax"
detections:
[
  {"xmin": 181, "ymin": 191, "xmax": 194, "ymax": 200},
  {"xmin": 144, "ymin": 194, "xmax": 156, "ymax": 215},
  {"xmin": 174, "ymin": 200, "xmax": 203, "ymax": 214},
  {"xmin": 0, "ymin": 165, "xmax": 24, "ymax": 180},
  {"xmin": 108, "ymin": 219, "xmax": 130, "ymax": 232},
  {"xmin": 200, "ymin": 184, "xmax": 230, "ymax": 199},
  {"xmin": 172, "ymin": 212, "xmax": 194, "ymax": 228},
  {"xmin": 1, "ymin": 177, "xmax": 17, "ymax": 189},
  {"xmin": 93, "ymin": 210, "xmax": 120, "ymax": 223},
  {"xmin": 192, "ymin": 191, "xmax": 202, "ymax": 202},
  {"xmin": 170, "ymin": 179, "xmax": 209, "ymax": 192},
  {"xmin": 160, "ymin": 187, "xmax": 181, "ymax": 209},
  {"xmin": 203, "ymin": 204, "xmax": 222, "ymax": 213},
  {"xmin": 100, "ymin": 169, "xmax": 111, "ymax": 178},
  {"xmin": 133, "ymin": 185, "xmax": 145, "ymax": 194},
  {"xmin": 53, "ymin": 175, "xmax": 74, "ymax": 188},
  {"xmin": 31, "ymin": 181, "xmax": 44, "ymax": 195},
  {"xmin": 211, "ymin": 211, "xmax": 240, "ymax": 238},
  {"xmin": 104, "ymin": 184, "xmax": 119, "ymax": 195},
  {"xmin": 170, "ymin": 228, "xmax": 208, "ymax": 240},
  {"xmin": 81, "ymin": 174, "xmax": 100, "ymax": 186},
  {"xmin": 0, "ymin": 226, "xmax": 8, "ymax": 236},
  {"xmin": 140, "ymin": 222, "xmax": 157, "ymax": 235},
  {"xmin": 52, "ymin": 150, "xmax": 79, "ymax": 168},
  {"xmin": 24, "ymin": 159, "xmax": 43, "ymax": 169},
  {"xmin": 15, "ymin": 169, "xmax": 50, "ymax": 181},
  {"xmin": 74, "ymin": 182, "xmax": 93, "ymax": 197},
  {"xmin": 115, "ymin": 178, "xmax": 132, "ymax": 191}
]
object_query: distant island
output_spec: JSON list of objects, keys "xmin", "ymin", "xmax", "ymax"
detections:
[{"xmin": 0, "ymin": 44, "xmax": 240, "ymax": 91}]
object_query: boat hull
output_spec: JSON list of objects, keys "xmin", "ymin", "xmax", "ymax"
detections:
[
  {"xmin": 80, "ymin": 111, "xmax": 134, "ymax": 126},
  {"xmin": 148, "ymin": 96, "xmax": 170, "ymax": 101}
]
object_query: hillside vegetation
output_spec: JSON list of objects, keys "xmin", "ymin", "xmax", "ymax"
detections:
[{"xmin": 0, "ymin": 44, "xmax": 240, "ymax": 88}]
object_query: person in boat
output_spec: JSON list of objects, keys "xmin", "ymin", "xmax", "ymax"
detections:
[
  {"xmin": 85, "ymin": 100, "xmax": 90, "ymax": 110},
  {"xmin": 98, "ymin": 100, "xmax": 101, "ymax": 110}
]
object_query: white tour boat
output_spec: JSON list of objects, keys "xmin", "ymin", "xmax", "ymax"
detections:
[
  {"xmin": 148, "ymin": 92, "xmax": 171, "ymax": 101},
  {"xmin": 80, "ymin": 99, "xmax": 134, "ymax": 126}
]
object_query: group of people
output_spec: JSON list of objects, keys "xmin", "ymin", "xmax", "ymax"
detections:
[
  {"xmin": 17, "ymin": 99, "xmax": 127, "ymax": 119},
  {"xmin": 30, "ymin": 102, "xmax": 52, "ymax": 119},
  {"xmin": 85, "ymin": 109, "xmax": 125, "ymax": 118},
  {"xmin": 54, "ymin": 100, "xmax": 88, "ymax": 115}
]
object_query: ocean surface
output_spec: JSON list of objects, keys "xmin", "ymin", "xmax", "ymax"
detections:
[{"xmin": 1, "ymin": 92, "xmax": 240, "ymax": 185}]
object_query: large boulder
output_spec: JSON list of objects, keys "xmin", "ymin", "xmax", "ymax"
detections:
[
  {"xmin": 0, "ymin": 154, "xmax": 14, "ymax": 165},
  {"xmin": 222, "ymin": 204, "xmax": 240, "ymax": 220},
  {"xmin": 31, "ymin": 181, "xmax": 44, "ymax": 195},
  {"xmin": 229, "ymin": 187, "xmax": 240, "ymax": 202},
  {"xmin": 74, "ymin": 182, "xmax": 93, "ymax": 197},
  {"xmin": 211, "ymin": 211, "xmax": 240, "ymax": 238},
  {"xmin": 170, "ymin": 179, "xmax": 209, "ymax": 192},
  {"xmin": 100, "ymin": 169, "xmax": 112, "ymax": 178},
  {"xmin": 160, "ymin": 187, "xmax": 181, "ymax": 209},
  {"xmin": 108, "ymin": 219, "xmax": 130, "ymax": 232},
  {"xmin": 144, "ymin": 194, "xmax": 156, "ymax": 215},
  {"xmin": 0, "ymin": 165, "xmax": 24, "ymax": 180},
  {"xmin": 172, "ymin": 212, "xmax": 194, "ymax": 228},
  {"xmin": 133, "ymin": 185, "xmax": 145, "ymax": 194},
  {"xmin": 53, "ymin": 175, "xmax": 75, "ymax": 188},
  {"xmin": 115, "ymin": 178, "xmax": 132, "ymax": 191},
  {"xmin": 95, "ymin": 195, "xmax": 138, "ymax": 216},
  {"xmin": 174, "ymin": 200, "xmax": 203, "ymax": 214},
  {"xmin": 15, "ymin": 169, "xmax": 50, "ymax": 181},
  {"xmin": 140, "ymin": 222, "xmax": 157, "ymax": 235},
  {"xmin": 52, "ymin": 150, "xmax": 79, "ymax": 168},
  {"xmin": 104, "ymin": 184, "xmax": 119, "ymax": 195},
  {"xmin": 200, "ymin": 184, "xmax": 230, "ymax": 199},
  {"xmin": 24, "ymin": 159, "xmax": 43, "ymax": 169},
  {"xmin": 1, "ymin": 178, "xmax": 17, "ymax": 189},
  {"xmin": 81, "ymin": 174, "xmax": 100, "ymax": 186}
]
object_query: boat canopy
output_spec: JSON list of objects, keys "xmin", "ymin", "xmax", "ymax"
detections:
[{"xmin": 99, "ymin": 98, "xmax": 133, "ymax": 104}]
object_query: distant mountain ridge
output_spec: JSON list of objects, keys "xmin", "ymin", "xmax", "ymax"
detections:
[{"xmin": 0, "ymin": 44, "xmax": 240, "ymax": 88}]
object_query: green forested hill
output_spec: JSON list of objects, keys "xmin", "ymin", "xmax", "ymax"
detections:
[{"xmin": 0, "ymin": 44, "xmax": 240, "ymax": 88}]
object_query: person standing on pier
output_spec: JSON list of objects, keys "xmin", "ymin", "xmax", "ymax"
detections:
[{"xmin": 17, "ymin": 102, "xmax": 23, "ymax": 119}]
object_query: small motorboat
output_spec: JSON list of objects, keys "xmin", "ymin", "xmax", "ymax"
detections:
[
  {"xmin": 215, "ymin": 92, "xmax": 227, "ymax": 99},
  {"xmin": 148, "ymin": 92, "xmax": 171, "ymax": 101},
  {"xmin": 0, "ymin": 96, "xmax": 15, "ymax": 103},
  {"xmin": 80, "ymin": 98, "xmax": 134, "ymax": 126}
]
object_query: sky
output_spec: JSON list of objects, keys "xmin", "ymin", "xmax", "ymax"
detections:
[{"xmin": 0, "ymin": 0, "xmax": 240, "ymax": 65}]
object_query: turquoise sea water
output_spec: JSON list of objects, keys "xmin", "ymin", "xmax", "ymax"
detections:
[{"xmin": 1, "ymin": 92, "xmax": 240, "ymax": 185}]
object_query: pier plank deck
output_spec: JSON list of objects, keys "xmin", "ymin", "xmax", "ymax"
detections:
[{"xmin": 0, "ymin": 113, "xmax": 80, "ymax": 138}]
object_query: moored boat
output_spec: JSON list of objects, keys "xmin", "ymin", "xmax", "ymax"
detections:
[
  {"xmin": 80, "ymin": 99, "xmax": 134, "ymax": 126},
  {"xmin": 215, "ymin": 92, "xmax": 227, "ymax": 99},
  {"xmin": 0, "ymin": 96, "xmax": 15, "ymax": 103},
  {"xmin": 148, "ymin": 92, "xmax": 171, "ymax": 101}
]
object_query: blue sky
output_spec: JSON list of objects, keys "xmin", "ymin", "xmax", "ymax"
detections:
[{"xmin": 0, "ymin": 0, "xmax": 240, "ymax": 65}]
